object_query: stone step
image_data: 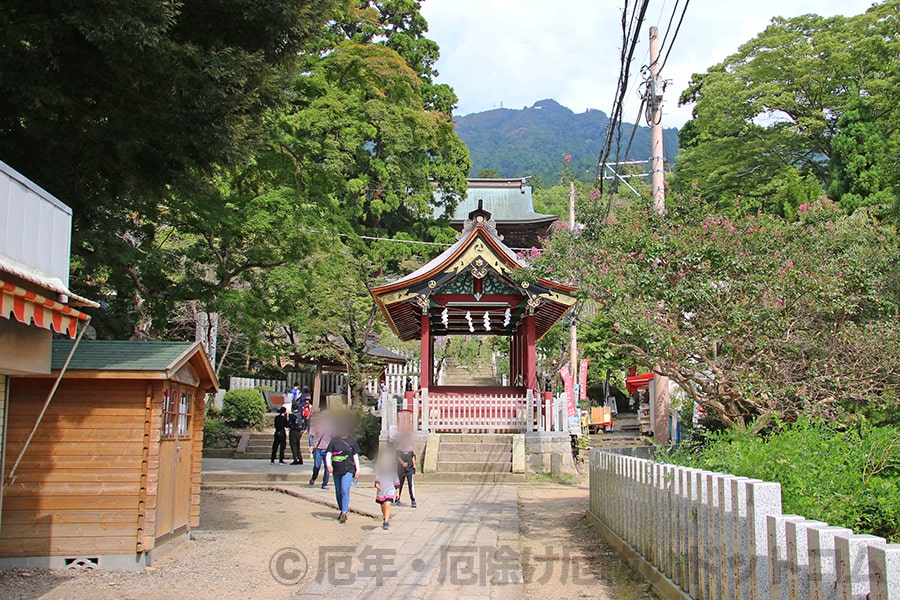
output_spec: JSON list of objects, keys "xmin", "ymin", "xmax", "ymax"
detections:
[
  {"xmin": 415, "ymin": 472, "xmax": 527, "ymax": 483},
  {"xmin": 438, "ymin": 451, "xmax": 511, "ymax": 463},
  {"xmin": 233, "ymin": 452, "xmax": 275, "ymax": 459},
  {"xmin": 436, "ymin": 461, "xmax": 512, "ymax": 473},
  {"xmin": 439, "ymin": 434, "xmax": 513, "ymax": 444},
  {"xmin": 202, "ymin": 472, "xmax": 375, "ymax": 484},
  {"xmin": 438, "ymin": 442, "xmax": 511, "ymax": 454}
]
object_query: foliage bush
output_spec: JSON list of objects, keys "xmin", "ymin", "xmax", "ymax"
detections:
[
  {"xmin": 203, "ymin": 419, "xmax": 234, "ymax": 448},
  {"xmin": 666, "ymin": 418, "xmax": 900, "ymax": 542},
  {"xmin": 221, "ymin": 388, "xmax": 267, "ymax": 429}
]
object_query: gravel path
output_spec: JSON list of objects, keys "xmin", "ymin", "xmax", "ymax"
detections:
[{"xmin": 0, "ymin": 481, "xmax": 657, "ymax": 599}]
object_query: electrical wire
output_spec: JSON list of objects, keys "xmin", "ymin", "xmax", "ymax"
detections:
[
  {"xmin": 659, "ymin": 0, "xmax": 690, "ymax": 72},
  {"xmin": 657, "ymin": 0, "xmax": 680, "ymax": 65},
  {"xmin": 596, "ymin": 0, "xmax": 652, "ymax": 200}
]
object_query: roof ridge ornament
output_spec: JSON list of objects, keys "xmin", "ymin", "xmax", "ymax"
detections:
[{"xmin": 460, "ymin": 198, "xmax": 503, "ymax": 241}]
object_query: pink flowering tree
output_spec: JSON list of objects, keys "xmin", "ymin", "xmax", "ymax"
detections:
[{"xmin": 535, "ymin": 193, "xmax": 900, "ymax": 428}]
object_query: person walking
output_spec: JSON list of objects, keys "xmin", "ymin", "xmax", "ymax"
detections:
[
  {"xmin": 270, "ymin": 406, "xmax": 288, "ymax": 465},
  {"xmin": 325, "ymin": 423, "xmax": 361, "ymax": 523},
  {"xmin": 308, "ymin": 413, "xmax": 332, "ymax": 489},
  {"xmin": 287, "ymin": 405, "xmax": 306, "ymax": 465},
  {"xmin": 374, "ymin": 448, "xmax": 400, "ymax": 530},
  {"xmin": 395, "ymin": 434, "xmax": 417, "ymax": 508}
]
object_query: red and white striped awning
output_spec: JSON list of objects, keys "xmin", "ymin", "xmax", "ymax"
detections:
[{"xmin": 0, "ymin": 278, "xmax": 90, "ymax": 339}]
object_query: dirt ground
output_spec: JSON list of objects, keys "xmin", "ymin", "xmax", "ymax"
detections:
[
  {"xmin": 0, "ymin": 482, "xmax": 658, "ymax": 600},
  {"xmin": 518, "ymin": 482, "xmax": 658, "ymax": 600},
  {"xmin": 0, "ymin": 488, "xmax": 371, "ymax": 600}
]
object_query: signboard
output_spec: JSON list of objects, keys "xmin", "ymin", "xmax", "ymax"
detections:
[
  {"xmin": 579, "ymin": 358, "xmax": 590, "ymax": 401},
  {"xmin": 560, "ymin": 364, "xmax": 576, "ymax": 417}
]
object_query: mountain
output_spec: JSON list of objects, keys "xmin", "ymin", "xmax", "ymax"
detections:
[{"xmin": 453, "ymin": 99, "xmax": 679, "ymax": 185}]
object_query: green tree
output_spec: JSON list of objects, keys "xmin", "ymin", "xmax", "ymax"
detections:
[
  {"xmin": 0, "ymin": 0, "xmax": 338, "ymax": 336},
  {"xmin": 535, "ymin": 194, "xmax": 900, "ymax": 428},
  {"xmin": 476, "ymin": 168, "xmax": 502, "ymax": 178},
  {"xmin": 675, "ymin": 3, "xmax": 899, "ymax": 216},
  {"xmin": 828, "ymin": 96, "xmax": 896, "ymax": 213}
]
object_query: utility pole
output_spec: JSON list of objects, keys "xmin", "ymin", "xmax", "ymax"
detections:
[
  {"xmin": 648, "ymin": 26, "xmax": 670, "ymax": 443},
  {"xmin": 648, "ymin": 26, "xmax": 666, "ymax": 214},
  {"xmin": 569, "ymin": 181, "xmax": 579, "ymax": 413}
]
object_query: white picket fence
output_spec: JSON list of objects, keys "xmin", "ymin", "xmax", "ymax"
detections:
[
  {"xmin": 363, "ymin": 360, "xmax": 420, "ymax": 398},
  {"xmin": 229, "ymin": 359, "xmax": 421, "ymax": 400},
  {"xmin": 589, "ymin": 450, "xmax": 900, "ymax": 600}
]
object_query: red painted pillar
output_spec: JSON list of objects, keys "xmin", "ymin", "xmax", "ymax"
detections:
[
  {"xmin": 524, "ymin": 314, "xmax": 537, "ymax": 391},
  {"xmin": 511, "ymin": 333, "xmax": 520, "ymax": 387},
  {"xmin": 420, "ymin": 313, "xmax": 431, "ymax": 389}
]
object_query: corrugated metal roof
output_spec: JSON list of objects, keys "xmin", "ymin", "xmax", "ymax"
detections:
[
  {"xmin": 51, "ymin": 340, "xmax": 195, "ymax": 372},
  {"xmin": 437, "ymin": 178, "xmax": 557, "ymax": 223}
]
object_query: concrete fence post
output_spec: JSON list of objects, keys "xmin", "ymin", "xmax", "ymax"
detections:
[
  {"xmin": 587, "ymin": 452, "xmax": 900, "ymax": 600},
  {"xmin": 868, "ymin": 544, "xmax": 900, "ymax": 600},
  {"xmin": 835, "ymin": 533, "xmax": 886, "ymax": 600},
  {"xmin": 697, "ymin": 470, "xmax": 712, "ymax": 600},
  {"xmin": 686, "ymin": 468, "xmax": 702, "ymax": 598},
  {"xmin": 745, "ymin": 480, "xmax": 781, "ymax": 600},
  {"xmin": 728, "ymin": 477, "xmax": 752, "ymax": 600},
  {"xmin": 807, "ymin": 526, "xmax": 853, "ymax": 600},
  {"xmin": 705, "ymin": 473, "xmax": 725, "ymax": 600},
  {"xmin": 768, "ymin": 515, "xmax": 805, "ymax": 600},
  {"xmin": 785, "ymin": 520, "xmax": 829, "ymax": 600}
]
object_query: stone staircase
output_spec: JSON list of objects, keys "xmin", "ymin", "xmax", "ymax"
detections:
[
  {"xmin": 232, "ymin": 413, "xmax": 282, "ymax": 459},
  {"xmin": 440, "ymin": 359, "xmax": 498, "ymax": 386},
  {"xmin": 237, "ymin": 431, "xmax": 276, "ymax": 459},
  {"xmin": 422, "ymin": 433, "xmax": 526, "ymax": 483}
]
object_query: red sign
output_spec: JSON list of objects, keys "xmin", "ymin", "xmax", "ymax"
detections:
[{"xmin": 560, "ymin": 364, "xmax": 576, "ymax": 417}]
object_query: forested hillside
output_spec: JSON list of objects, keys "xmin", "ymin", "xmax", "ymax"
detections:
[{"xmin": 454, "ymin": 98, "xmax": 679, "ymax": 184}]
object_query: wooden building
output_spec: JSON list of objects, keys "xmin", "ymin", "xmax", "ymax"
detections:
[
  {"xmin": 0, "ymin": 340, "xmax": 217, "ymax": 569},
  {"xmin": 438, "ymin": 178, "xmax": 559, "ymax": 249},
  {"xmin": 0, "ymin": 159, "xmax": 96, "ymax": 539}
]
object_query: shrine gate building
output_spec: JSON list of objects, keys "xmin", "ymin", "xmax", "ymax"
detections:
[{"xmin": 371, "ymin": 202, "xmax": 576, "ymax": 435}]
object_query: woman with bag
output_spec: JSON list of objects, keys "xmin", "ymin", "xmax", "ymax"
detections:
[{"xmin": 325, "ymin": 421, "xmax": 361, "ymax": 523}]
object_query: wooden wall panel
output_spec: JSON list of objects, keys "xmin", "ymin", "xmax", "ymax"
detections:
[{"xmin": 0, "ymin": 379, "xmax": 146, "ymax": 558}]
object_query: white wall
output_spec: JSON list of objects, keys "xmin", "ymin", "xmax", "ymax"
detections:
[{"xmin": 0, "ymin": 161, "xmax": 73, "ymax": 286}]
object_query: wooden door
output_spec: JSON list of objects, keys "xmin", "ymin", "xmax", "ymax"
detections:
[{"xmin": 156, "ymin": 385, "xmax": 193, "ymax": 541}]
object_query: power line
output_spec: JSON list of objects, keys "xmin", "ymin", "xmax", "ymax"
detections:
[
  {"xmin": 657, "ymin": 0, "xmax": 680, "ymax": 62},
  {"xmin": 659, "ymin": 0, "xmax": 690, "ymax": 72},
  {"xmin": 596, "ymin": 0, "xmax": 652, "ymax": 200}
]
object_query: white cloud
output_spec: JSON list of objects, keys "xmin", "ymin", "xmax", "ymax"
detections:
[{"xmin": 420, "ymin": 0, "xmax": 878, "ymax": 127}]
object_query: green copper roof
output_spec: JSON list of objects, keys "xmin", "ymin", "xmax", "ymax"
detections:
[
  {"xmin": 51, "ymin": 340, "xmax": 196, "ymax": 372},
  {"xmin": 436, "ymin": 178, "xmax": 557, "ymax": 223}
]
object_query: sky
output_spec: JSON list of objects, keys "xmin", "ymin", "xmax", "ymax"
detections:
[{"xmin": 419, "ymin": 0, "xmax": 879, "ymax": 127}]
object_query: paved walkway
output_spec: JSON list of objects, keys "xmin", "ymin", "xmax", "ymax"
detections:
[{"xmin": 289, "ymin": 483, "xmax": 523, "ymax": 599}]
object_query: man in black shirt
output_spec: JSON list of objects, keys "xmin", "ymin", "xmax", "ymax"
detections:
[
  {"xmin": 288, "ymin": 406, "xmax": 306, "ymax": 465},
  {"xmin": 271, "ymin": 406, "xmax": 288, "ymax": 464}
]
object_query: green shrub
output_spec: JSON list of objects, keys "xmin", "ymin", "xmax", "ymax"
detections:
[
  {"xmin": 203, "ymin": 419, "xmax": 233, "ymax": 447},
  {"xmin": 666, "ymin": 417, "xmax": 900, "ymax": 542},
  {"xmin": 221, "ymin": 388, "xmax": 267, "ymax": 429}
]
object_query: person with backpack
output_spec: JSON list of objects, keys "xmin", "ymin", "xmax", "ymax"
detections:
[
  {"xmin": 308, "ymin": 412, "xmax": 332, "ymax": 489},
  {"xmin": 287, "ymin": 405, "xmax": 306, "ymax": 465},
  {"xmin": 325, "ymin": 421, "xmax": 361, "ymax": 523}
]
